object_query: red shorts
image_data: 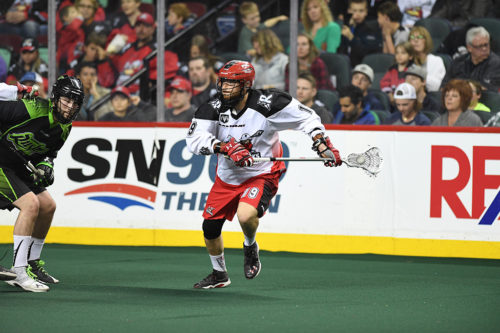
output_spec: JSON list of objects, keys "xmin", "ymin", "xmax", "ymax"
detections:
[{"xmin": 202, "ymin": 172, "xmax": 281, "ymax": 221}]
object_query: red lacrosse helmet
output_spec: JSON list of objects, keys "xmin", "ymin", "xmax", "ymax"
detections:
[{"xmin": 217, "ymin": 60, "xmax": 255, "ymax": 108}]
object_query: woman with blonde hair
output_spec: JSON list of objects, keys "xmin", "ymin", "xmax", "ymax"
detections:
[
  {"xmin": 432, "ymin": 79, "xmax": 482, "ymax": 127},
  {"xmin": 285, "ymin": 32, "xmax": 334, "ymax": 91},
  {"xmin": 300, "ymin": 0, "xmax": 341, "ymax": 53},
  {"xmin": 409, "ymin": 26, "xmax": 446, "ymax": 92},
  {"xmin": 251, "ymin": 29, "xmax": 289, "ymax": 89}
]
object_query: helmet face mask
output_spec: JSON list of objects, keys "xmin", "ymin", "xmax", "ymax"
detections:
[
  {"xmin": 217, "ymin": 60, "xmax": 255, "ymax": 109},
  {"xmin": 51, "ymin": 75, "xmax": 84, "ymax": 124}
]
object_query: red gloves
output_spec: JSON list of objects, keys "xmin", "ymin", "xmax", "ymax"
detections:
[
  {"xmin": 220, "ymin": 138, "xmax": 254, "ymax": 167},
  {"xmin": 17, "ymin": 82, "xmax": 38, "ymax": 99},
  {"xmin": 312, "ymin": 136, "xmax": 342, "ymax": 167}
]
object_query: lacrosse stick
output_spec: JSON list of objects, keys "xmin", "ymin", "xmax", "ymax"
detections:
[
  {"xmin": 253, "ymin": 147, "xmax": 383, "ymax": 177},
  {"xmin": 6, "ymin": 143, "xmax": 44, "ymax": 178}
]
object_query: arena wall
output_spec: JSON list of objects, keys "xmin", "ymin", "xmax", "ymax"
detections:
[{"xmin": 1, "ymin": 123, "xmax": 499, "ymax": 259}]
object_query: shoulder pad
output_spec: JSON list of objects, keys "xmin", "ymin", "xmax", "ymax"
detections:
[
  {"xmin": 247, "ymin": 88, "xmax": 292, "ymax": 116},
  {"xmin": 194, "ymin": 97, "xmax": 221, "ymax": 120}
]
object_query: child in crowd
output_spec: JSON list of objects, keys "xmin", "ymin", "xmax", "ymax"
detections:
[
  {"xmin": 380, "ymin": 41, "xmax": 414, "ymax": 107},
  {"xmin": 468, "ymin": 80, "xmax": 491, "ymax": 112},
  {"xmin": 57, "ymin": 4, "xmax": 85, "ymax": 69},
  {"xmin": 237, "ymin": 1, "xmax": 288, "ymax": 57}
]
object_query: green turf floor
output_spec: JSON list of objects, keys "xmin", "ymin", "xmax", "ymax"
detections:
[{"xmin": 1, "ymin": 244, "xmax": 499, "ymax": 332}]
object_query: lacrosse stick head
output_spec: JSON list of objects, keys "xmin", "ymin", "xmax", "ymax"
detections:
[{"xmin": 344, "ymin": 147, "xmax": 382, "ymax": 177}]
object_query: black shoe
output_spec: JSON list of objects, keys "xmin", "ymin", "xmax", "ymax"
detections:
[
  {"xmin": 28, "ymin": 259, "xmax": 59, "ymax": 284},
  {"xmin": 243, "ymin": 242, "xmax": 261, "ymax": 279},
  {"xmin": 193, "ymin": 269, "xmax": 231, "ymax": 289},
  {"xmin": 0, "ymin": 265, "xmax": 16, "ymax": 281}
]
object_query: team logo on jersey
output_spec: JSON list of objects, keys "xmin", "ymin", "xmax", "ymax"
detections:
[
  {"xmin": 257, "ymin": 94, "xmax": 273, "ymax": 110},
  {"xmin": 220, "ymin": 114, "xmax": 229, "ymax": 123},
  {"xmin": 7, "ymin": 132, "xmax": 48, "ymax": 155},
  {"xmin": 210, "ymin": 99, "xmax": 222, "ymax": 110},
  {"xmin": 206, "ymin": 206, "xmax": 215, "ymax": 216},
  {"xmin": 298, "ymin": 104, "xmax": 313, "ymax": 114}
]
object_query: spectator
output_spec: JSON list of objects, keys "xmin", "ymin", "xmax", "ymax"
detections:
[
  {"xmin": 398, "ymin": 0, "xmax": 437, "ymax": 28},
  {"xmin": 404, "ymin": 64, "xmax": 441, "ymax": 113},
  {"xmin": 348, "ymin": 64, "xmax": 385, "ymax": 111},
  {"xmin": 189, "ymin": 56, "xmax": 217, "ymax": 109},
  {"xmin": 112, "ymin": 12, "xmax": 179, "ymax": 95},
  {"xmin": 107, "ymin": 0, "xmax": 142, "ymax": 54},
  {"xmin": 296, "ymin": 71, "xmax": 333, "ymax": 124},
  {"xmin": 237, "ymin": 1, "xmax": 288, "ymax": 57},
  {"xmin": 66, "ymin": 32, "xmax": 118, "ymax": 88},
  {"xmin": 333, "ymin": 84, "xmax": 377, "ymax": 124},
  {"xmin": 468, "ymin": 80, "xmax": 490, "ymax": 112},
  {"xmin": 19, "ymin": 71, "xmax": 46, "ymax": 98},
  {"xmin": 409, "ymin": 26, "xmax": 446, "ymax": 92},
  {"xmin": 6, "ymin": 38, "xmax": 48, "ymax": 89},
  {"xmin": 432, "ymin": 79, "xmax": 483, "ymax": 126},
  {"xmin": 75, "ymin": 61, "xmax": 112, "ymax": 121},
  {"xmin": 285, "ymin": 33, "xmax": 335, "ymax": 91},
  {"xmin": 165, "ymin": 3, "xmax": 197, "ymax": 62},
  {"xmin": 339, "ymin": 0, "xmax": 382, "ymax": 66},
  {"xmin": 56, "ymin": 4, "xmax": 85, "ymax": 71},
  {"xmin": 190, "ymin": 34, "xmax": 224, "ymax": 82},
  {"xmin": 301, "ymin": 0, "xmax": 341, "ymax": 53},
  {"xmin": 0, "ymin": 0, "xmax": 43, "ymax": 38},
  {"xmin": 388, "ymin": 82, "xmax": 431, "ymax": 125},
  {"xmin": 380, "ymin": 41, "xmax": 415, "ymax": 105},
  {"xmin": 251, "ymin": 29, "xmax": 289, "ymax": 90},
  {"xmin": 98, "ymin": 86, "xmax": 156, "ymax": 121},
  {"xmin": 442, "ymin": 27, "xmax": 500, "ymax": 92},
  {"xmin": 74, "ymin": 0, "xmax": 108, "ymax": 38},
  {"xmin": 164, "ymin": 76, "xmax": 196, "ymax": 122},
  {"xmin": 377, "ymin": 1, "xmax": 409, "ymax": 55},
  {"xmin": 437, "ymin": 22, "xmax": 477, "ymax": 60}
]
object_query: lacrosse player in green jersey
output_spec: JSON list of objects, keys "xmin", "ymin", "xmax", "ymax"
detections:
[{"xmin": 0, "ymin": 76, "xmax": 84, "ymax": 292}]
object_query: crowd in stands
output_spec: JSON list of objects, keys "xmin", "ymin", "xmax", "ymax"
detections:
[{"xmin": 0, "ymin": 0, "xmax": 499, "ymax": 126}]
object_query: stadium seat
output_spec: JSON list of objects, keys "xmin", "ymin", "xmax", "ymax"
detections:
[
  {"xmin": 470, "ymin": 18, "xmax": 500, "ymax": 54},
  {"xmin": 217, "ymin": 52, "xmax": 250, "ymax": 63},
  {"xmin": 474, "ymin": 110, "xmax": 492, "ymax": 124},
  {"xmin": 361, "ymin": 53, "xmax": 395, "ymax": 74},
  {"xmin": 38, "ymin": 47, "xmax": 48, "ymax": 64},
  {"xmin": 480, "ymin": 90, "xmax": 500, "ymax": 113},
  {"xmin": 421, "ymin": 110, "xmax": 440, "ymax": 122},
  {"xmin": 0, "ymin": 34, "xmax": 23, "ymax": 54},
  {"xmin": 414, "ymin": 18, "xmax": 451, "ymax": 52},
  {"xmin": 371, "ymin": 72, "xmax": 384, "ymax": 91},
  {"xmin": 368, "ymin": 88, "xmax": 391, "ymax": 111},
  {"xmin": 0, "ymin": 48, "xmax": 11, "ymax": 67},
  {"xmin": 316, "ymin": 89, "xmax": 338, "ymax": 112},
  {"xmin": 270, "ymin": 19, "xmax": 304, "ymax": 51},
  {"xmin": 371, "ymin": 109, "xmax": 390, "ymax": 124},
  {"xmin": 319, "ymin": 52, "xmax": 351, "ymax": 89},
  {"xmin": 435, "ymin": 53, "xmax": 452, "ymax": 71},
  {"xmin": 428, "ymin": 91, "xmax": 443, "ymax": 110}
]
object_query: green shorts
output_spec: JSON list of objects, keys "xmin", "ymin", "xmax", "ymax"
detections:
[{"xmin": 0, "ymin": 167, "xmax": 45, "ymax": 211}]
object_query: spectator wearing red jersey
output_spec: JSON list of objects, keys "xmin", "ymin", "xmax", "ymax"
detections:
[
  {"xmin": 380, "ymin": 41, "xmax": 414, "ymax": 107},
  {"xmin": 0, "ymin": 0, "xmax": 45, "ymax": 39},
  {"xmin": 66, "ymin": 32, "xmax": 118, "ymax": 88},
  {"xmin": 107, "ymin": 0, "xmax": 143, "ymax": 55},
  {"xmin": 112, "ymin": 12, "xmax": 179, "ymax": 95},
  {"xmin": 56, "ymin": 5, "xmax": 85, "ymax": 70}
]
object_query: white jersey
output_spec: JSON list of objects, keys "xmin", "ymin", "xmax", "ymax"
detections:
[{"xmin": 186, "ymin": 88, "xmax": 326, "ymax": 185}]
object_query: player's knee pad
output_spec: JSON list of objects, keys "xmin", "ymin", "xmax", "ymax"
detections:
[{"xmin": 202, "ymin": 219, "xmax": 225, "ymax": 239}]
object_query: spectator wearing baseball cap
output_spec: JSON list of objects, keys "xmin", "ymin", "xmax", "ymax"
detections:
[
  {"xmin": 99, "ymin": 85, "xmax": 156, "ymax": 122},
  {"xmin": 387, "ymin": 82, "xmax": 431, "ymax": 126},
  {"xmin": 333, "ymin": 63, "xmax": 385, "ymax": 116},
  {"xmin": 19, "ymin": 71, "xmax": 47, "ymax": 99},
  {"xmin": 6, "ymin": 38, "xmax": 48, "ymax": 89},
  {"xmin": 404, "ymin": 64, "xmax": 441, "ymax": 113},
  {"xmin": 111, "ymin": 12, "xmax": 179, "ymax": 94},
  {"xmin": 164, "ymin": 76, "xmax": 196, "ymax": 122}
]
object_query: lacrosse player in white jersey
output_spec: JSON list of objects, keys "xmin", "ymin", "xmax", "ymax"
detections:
[{"xmin": 186, "ymin": 60, "xmax": 342, "ymax": 289}]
